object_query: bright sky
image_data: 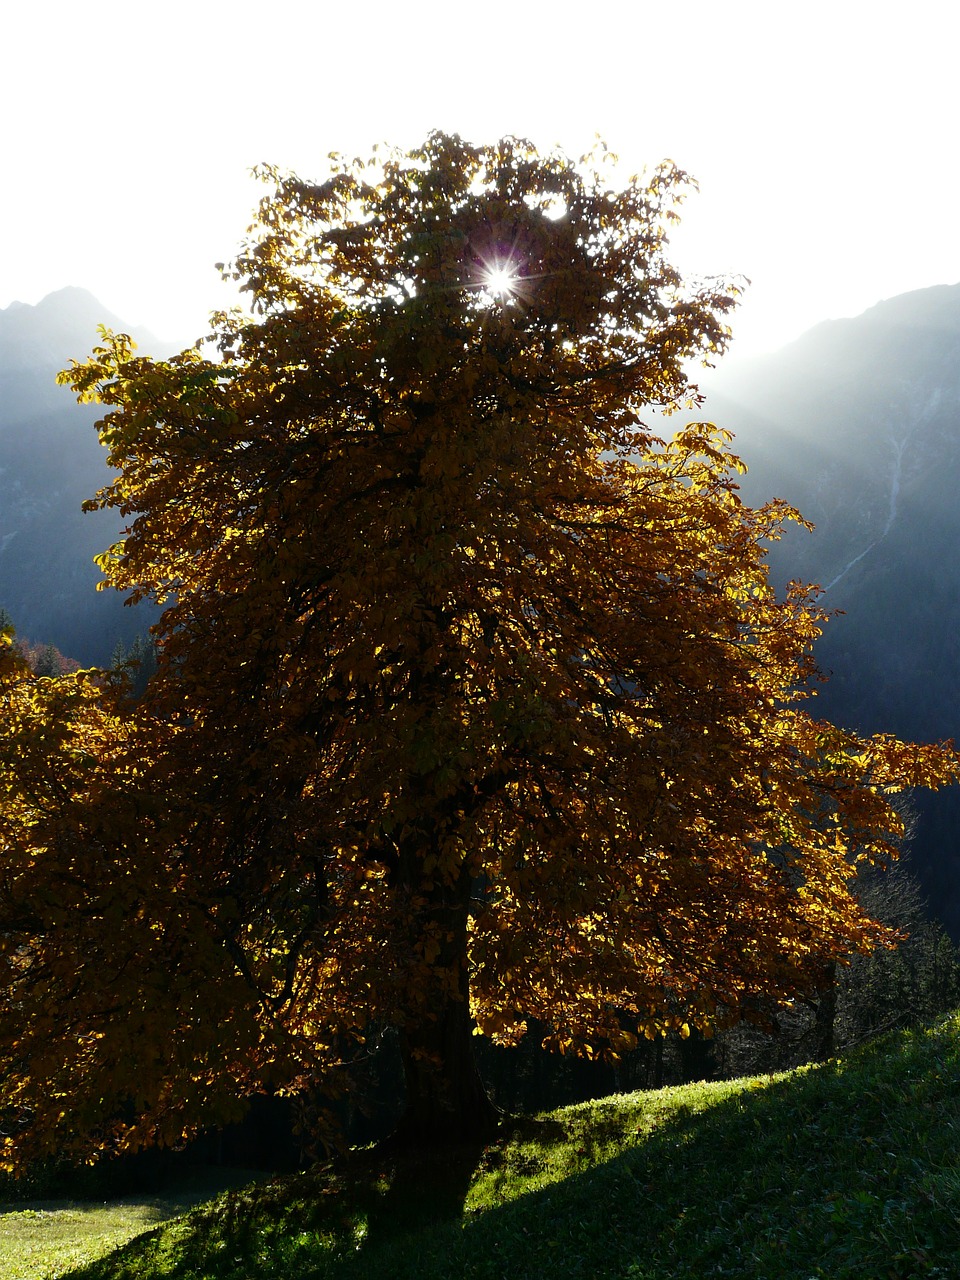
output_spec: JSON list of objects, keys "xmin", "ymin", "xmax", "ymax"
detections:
[{"xmin": 3, "ymin": 0, "xmax": 959, "ymax": 357}]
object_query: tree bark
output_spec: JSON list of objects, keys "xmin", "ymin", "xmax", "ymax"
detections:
[
  {"xmin": 812, "ymin": 961, "xmax": 838, "ymax": 1062},
  {"xmin": 678, "ymin": 1026, "xmax": 715, "ymax": 1083},
  {"xmin": 390, "ymin": 858, "xmax": 500, "ymax": 1146},
  {"xmin": 394, "ymin": 994, "xmax": 500, "ymax": 1145}
]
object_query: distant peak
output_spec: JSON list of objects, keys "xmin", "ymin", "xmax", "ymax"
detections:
[
  {"xmin": 0, "ymin": 289, "xmax": 171, "ymax": 366},
  {"xmin": 1, "ymin": 286, "xmax": 105, "ymax": 314},
  {"xmin": 35, "ymin": 286, "xmax": 117, "ymax": 319},
  {"xmin": 39, "ymin": 285, "xmax": 102, "ymax": 303}
]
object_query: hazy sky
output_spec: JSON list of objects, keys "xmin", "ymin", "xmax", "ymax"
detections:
[{"xmin": 3, "ymin": 1, "xmax": 958, "ymax": 357}]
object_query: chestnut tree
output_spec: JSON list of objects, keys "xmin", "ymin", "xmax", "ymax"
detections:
[{"xmin": 1, "ymin": 134, "xmax": 956, "ymax": 1164}]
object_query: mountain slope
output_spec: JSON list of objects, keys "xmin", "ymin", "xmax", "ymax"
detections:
[
  {"xmin": 695, "ymin": 284, "xmax": 960, "ymax": 928},
  {"xmin": 0, "ymin": 288, "xmax": 165, "ymax": 664}
]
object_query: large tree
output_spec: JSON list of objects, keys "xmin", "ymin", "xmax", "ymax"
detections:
[{"xmin": 1, "ymin": 134, "xmax": 956, "ymax": 1165}]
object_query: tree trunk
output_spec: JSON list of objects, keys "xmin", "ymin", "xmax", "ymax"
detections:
[
  {"xmin": 678, "ymin": 1026, "xmax": 715, "ymax": 1083},
  {"xmin": 390, "ymin": 856, "xmax": 500, "ymax": 1146},
  {"xmin": 394, "ymin": 993, "xmax": 500, "ymax": 1145},
  {"xmin": 653, "ymin": 1033, "xmax": 665, "ymax": 1089},
  {"xmin": 812, "ymin": 961, "xmax": 837, "ymax": 1062}
]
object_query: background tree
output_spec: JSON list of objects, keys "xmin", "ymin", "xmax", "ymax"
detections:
[
  {"xmin": 30, "ymin": 643, "xmax": 69, "ymax": 678},
  {"xmin": 1, "ymin": 134, "xmax": 956, "ymax": 1167},
  {"xmin": 111, "ymin": 633, "xmax": 158, "ymax": 700},
  {"xmin": 705, "ymin": 799, "xmax": 960, "ymax": 1078},
  {"xmin": 835, "ymin": 855, "xmax": 960, "ymax": 1046},
  {"xmin": 0, "ymin": 611, "xmax": 81, "ymax": 676}
]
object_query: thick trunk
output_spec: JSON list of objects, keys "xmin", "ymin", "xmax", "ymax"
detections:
[
  {"xmin": 394, "ymin": 995, "xmax": 500, "ymax": 1145},
  {"xmin": 390, "ymin": 856, "xmax": 500, "ymax": 1146},
  {"xmin": 385, "ymin": 736, "xmax": 503, "ymax": 1146}
]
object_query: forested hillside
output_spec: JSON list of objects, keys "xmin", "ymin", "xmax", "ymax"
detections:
[
  {"xmin": 0, "ymin": 288, "xmax": 162, "ymax": 665},
  {"xmin": 694, "ymin": 284, "xmax": 960, "ymax": 932}
]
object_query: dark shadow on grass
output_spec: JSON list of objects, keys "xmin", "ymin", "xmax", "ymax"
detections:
[
  {"xmin": 360, "ymin": 1139, "xmax": 488, "ymax": 1243},
  {"xmin": 333, "ymin": 1019, "xmax": 960, "ymax": 1280},
  {"xmin": 0, "ymin": 1166, "xmax": 264, "ymax": 1220}
]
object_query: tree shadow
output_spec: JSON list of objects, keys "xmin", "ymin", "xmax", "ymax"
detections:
[{"xmin": 358, "ymin": 1137, "xmax": 489, "ymax": 1245}]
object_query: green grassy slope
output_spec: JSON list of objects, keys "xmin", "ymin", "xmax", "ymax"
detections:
[{"xmin": 57, "ymin": 1012, "xmax": 960, "ymax": 1279}]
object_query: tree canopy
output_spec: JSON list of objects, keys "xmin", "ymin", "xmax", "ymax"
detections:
[{"xmin": 1, "ymin": 133, "xmax": 956, "ymax": 1164}]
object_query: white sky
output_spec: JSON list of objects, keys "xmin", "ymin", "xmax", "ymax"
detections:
[{"xmin": 3, "ymin": 0, "xmax": 959, "ymax": 357}]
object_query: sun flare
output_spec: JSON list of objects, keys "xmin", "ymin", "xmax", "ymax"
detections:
[{"xmin": 482, "ymin": 264, "xmax": 519, "ymax": 300}]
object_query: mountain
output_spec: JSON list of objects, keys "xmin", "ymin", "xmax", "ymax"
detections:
[
  {"xmin": 0, "ymin": 288, "xmax": 166, "ymax": 665},
  {"xmin": 693, "ymin": 284, "xmax": 960, "ymax": 930}
]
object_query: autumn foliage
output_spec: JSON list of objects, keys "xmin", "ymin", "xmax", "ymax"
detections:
[{"xmin": 1, "ymin": 134, "xmax": 957, "ymax": 1164}]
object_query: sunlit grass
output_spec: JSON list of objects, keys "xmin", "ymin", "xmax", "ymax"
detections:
[
  {"xmin": 0, "ymin": 1201, "xmax": 175, "ymax": 1280},
  {"xmin": 0, "ymin": 1170, "xmax": 263, "ymax": 1280}
]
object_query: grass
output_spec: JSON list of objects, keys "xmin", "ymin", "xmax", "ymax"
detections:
[
  {"xmin": 0, "ymin": 1170, "xmax": 264, "ymax": 1280},
  {"xmin": 20, "ymin": 1011, "xmax": 960, "ymax": 1278}
]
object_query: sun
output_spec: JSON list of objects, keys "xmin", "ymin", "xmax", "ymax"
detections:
[
  {"xmin": 475, "ymin": 255, "xmax": 524, "ymax": 306},
  {"xmin": 483, "ymin": 265, "xmax": 518, "ymax": 298}
]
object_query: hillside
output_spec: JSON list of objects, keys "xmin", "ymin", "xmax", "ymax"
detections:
[
  {"xmin": 709, "ymin": 284, "xmax": 960, "ymax": 743},
  {"xmin": 690, "ymin": 284, "xmax": 960, "ymax": 930},
  {"xmin": 26, "ymin": 1010, "xmax": 960, "ymax": 1279},
  {"xmin": 0, "ymin": 289, "xmax": 165, "ymax": 665}
]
